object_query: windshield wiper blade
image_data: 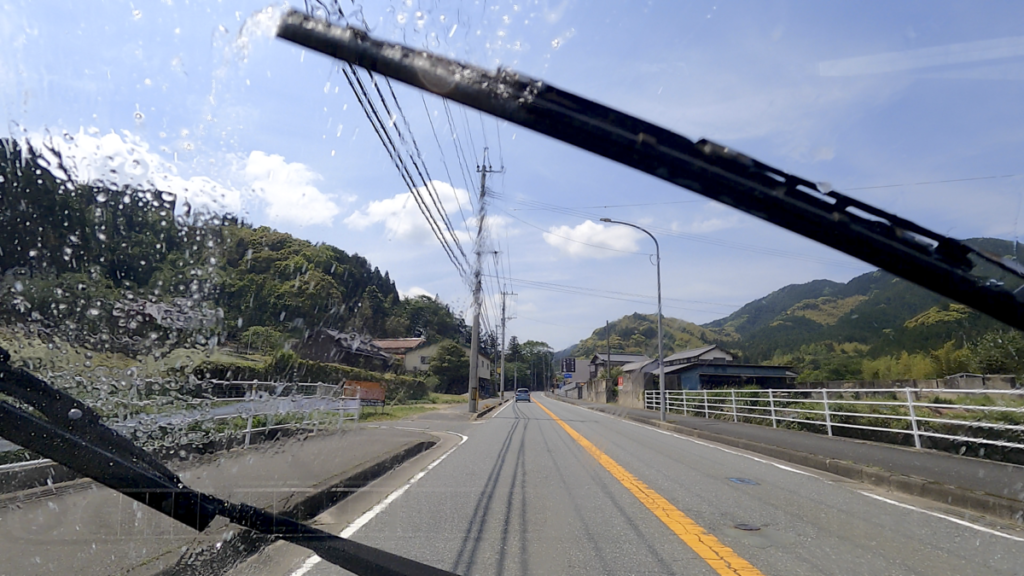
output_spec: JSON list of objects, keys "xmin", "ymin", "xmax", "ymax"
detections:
[
  {"xmin": 0, "ymin": 349, "xmax": 458, "ymax": 576},
  {"xmin": 276, "ymin": 9, "xmax": 1024, "ymax": 332}
]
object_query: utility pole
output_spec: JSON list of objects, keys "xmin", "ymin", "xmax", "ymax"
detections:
[
  {"xmin": 513, "ymin": 346, "xmax": 518, "ymax": 391},
  {"xmin": 606, "ymin": 320, "xmax": 612, "ymax": 382},
  {"xmin": 469, "ymin": 149, "xmax": 501, "ymax": 412},
  {"xmin": 499, "ymin": 291, "xmax": 506, "ymax": 402},
  {"xmin": 601, "ymin": 218, "xmax": 665, "ymax": 421}
]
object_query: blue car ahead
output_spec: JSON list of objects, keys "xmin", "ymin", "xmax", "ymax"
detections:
[{"xmin": 515, "ymin": 388, "xmax": 531, "ymax": 402}]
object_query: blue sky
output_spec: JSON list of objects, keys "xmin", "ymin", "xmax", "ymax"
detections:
[{"xmin": 3, "ymin": 1, "xmax": 1024, "ymax": 350}]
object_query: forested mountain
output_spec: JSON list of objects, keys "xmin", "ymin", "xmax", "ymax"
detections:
[
  {"xmin": 562, "ymin": 239, "xmax": 1024, "ymax": 381},
  {"xmin": 569, "ymin": 312, "xmax": 735, "ymax": 359},
  {"xmin": 0, "ymin": 138, "xmax": 470, "ymax": 358}
]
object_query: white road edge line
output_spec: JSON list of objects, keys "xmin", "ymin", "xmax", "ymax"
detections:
[
  {"xmin": 288, "ymin": 431, "xmax": 470, "ymax": 576},
  {"xmin": 490, "ymin": 399, "xmax": 512, "ymax": 418},
  {"xmin": 629, "ymin": 419, "xmax": 819, "ymax": 478},
  {"xmin": 552, "ymin": 398, "xmax": 819, "ymax": 478},
  {"xmin": 859, "ymin": 491, "xmax": 1024, "ymax": 543},
  {"xmin": 550, "ymin": 398, "xmax": 1024, "ymax": 543}
]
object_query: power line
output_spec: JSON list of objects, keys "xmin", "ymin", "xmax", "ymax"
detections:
[
  {"xmin": 494, "ymin": 118, "xmax": 505, "ymax": 169},
  {"xmin": 460, "ymin": 107, "xmax": 479, "ymax": 167},
  {"xmin": 342, "ymin": 67, "xmax": 467, "ymax": 279},
  {"xmin": 494, "ymin": 279, "xmax": 728, "ymax": 315},
  {"xmin": 370, "ymin": 72, "xmax": 470, "ymax": 269},
  {"xmin": 443, "ymin": 98, "xmax": 478, "ymax": 212},
  {"xmin": 495, "ymin": 194, "xmax": 866, "ymax": 269},
  {"xmin": 421, "ymin": 94, "xmax": 473, "ymax": 238},
  {"xmin": 501, "ymin": 209, "xmax": 654, "ymax": 256},
  {"xmin": 517, "ymin": 314, "xmax": 592, "ymax": 329},
  {"xmin": 846, "ymin": 173, "xmax": 1024, "ymax": 191},
  {"xmin": 503, "ymin": 230, "xmax": 514, "ymax": 295},
  {"xmin": 478, "ymin": 112, "xmax": 489, "ymax": 152},
  {"xmin": 483, "ymin": 275, "xmax": 740, "ymax": 311},
  {"xmin": 513, "ymin": 199, "xmax": 703, "ymax": 210}
]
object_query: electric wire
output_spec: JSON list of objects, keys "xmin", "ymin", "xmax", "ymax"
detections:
[
  {"xmin": 369, "ymin": 72, "xmax": 470, "ymax": 268},
  {"xmin": 343, "ymin": 66, "xmax": 467, "ymax": 279}
]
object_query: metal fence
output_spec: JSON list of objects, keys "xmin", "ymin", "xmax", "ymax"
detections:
[
  {"xmin": 644, "ymin": 388, "xmax": 1024, "ymax": 451},
  {"xmin": 111, "ymin": 381, "xmax": 362, "ymax": 450},
  {"xmin": 554, "ymin": 383, "xmax": 583, "ymax": 399},
  {"xmin": 214, "ymin": 381, "xmax": 356, "ymax": 446},
  {"xmin": 2, "ymin": 381, "xmax": 362, "ymax": 460}
]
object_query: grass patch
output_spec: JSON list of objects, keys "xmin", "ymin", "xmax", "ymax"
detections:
[
  {"xmin": 398, "ymin": 393, "xmax": 466, "ymax": 405},
  {"xmin": 359, "ymin": 404, "xmax": 442, "ymax": 423},
  {"xmin": 427, "ymin": 393, "xmax": 466, "ymax": 404}
]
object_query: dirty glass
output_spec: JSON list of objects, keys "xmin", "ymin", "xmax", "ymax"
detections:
[{"xmin": 2, "ymin": 1, "xmax": 1024, "ymax": 575}]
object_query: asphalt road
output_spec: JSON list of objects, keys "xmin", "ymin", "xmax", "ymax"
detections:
[
  {"xmin": 282, "ymin": 394, "xmax": 1024, "ymax": 576},
  {"xmin": 0, "ymin": 426, "xmax": 432, "ymax": 576}
]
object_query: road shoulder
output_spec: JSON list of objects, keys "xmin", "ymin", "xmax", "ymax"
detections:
[
  {"xmin": 547, "ymin": 393, "xmax": 1024, "ymax": 526},
  {"xmin": 226, "ymin": 429, "xmax": 468, "ymax": 576}
]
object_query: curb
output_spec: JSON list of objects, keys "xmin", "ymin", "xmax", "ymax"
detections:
[
  {"xmin": 473, "ymin": 398, "xmax": 508, "ymax": 420},
  {"xmin": 152, "ymin": 438, "xmax": 438, "ymax": 575},
  {"xmin": 548, "ymin": 395, "xmax": 1024, "ymax": 525},
  {"xmin": 0, "ymin": 425, "xmax": 317, "ymax": 497}
]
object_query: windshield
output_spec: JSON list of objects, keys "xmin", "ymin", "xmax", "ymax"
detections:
[{"xmin": 3, "ymin": 1, "xmax": 1024, "ymax": 575}]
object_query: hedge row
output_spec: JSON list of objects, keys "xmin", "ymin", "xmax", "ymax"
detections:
[{"xmin": 189, "ymin": 350, "xmax": 428, "ymax": 401}]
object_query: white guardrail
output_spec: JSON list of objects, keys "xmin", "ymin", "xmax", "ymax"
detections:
[
  {"xmin": 1, "ymin": 381, "xmax": 362, "ymax": 460},
  {"xmin": 113, "ymin": 381, "xmax": 363, "ymax": 450},
  {"xmin": 644, "ymin": 388, "xmax": 1024, "ymax": 451}
]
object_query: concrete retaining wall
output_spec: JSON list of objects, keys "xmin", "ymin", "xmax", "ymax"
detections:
[{"xmin": 798, "ymin": 374, "xmax": 1017, "ymax": 390}]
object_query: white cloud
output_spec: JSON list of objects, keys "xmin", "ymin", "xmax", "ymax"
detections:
[
  {"xmin": 818, "ymin": 36, "xmax": 1024, "ymax": 77},
  {"xmin": 399, "ymin": 286, "xmax": 434, "ymax": 299},
  {"xmin": 242, "ymin": 151, "xmax": 344, "ymax": 227},
  {"xmin": 345, "ymin": 180, "xmax": 506, "ymax": 244},
  {"xmin": 22, "ymin": 130, "xmax": 346, "ymax": 228},
  {"xmin": 542, "ymin": 220, "xmax": 643, "ymax": 259},
  {"xmin": 671, "ymin": 216, "xmax": 740, "ymax": 235},
  {"xmin": 24, "ymin": 129, "xmax": 243, "ymax": 215}
]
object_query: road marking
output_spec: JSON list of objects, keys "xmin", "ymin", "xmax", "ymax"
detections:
[
  {"xmin": 859, "ymin": 492, "xmax": 1024, "ymax": 542},
  {"xmin": 622, "ymin": 415, "xmax": 819, "ymax": 477},
  {"xmin": 490, "ymin": 399, "xmax": 512, "ymax": 418},
  {"xmin": 552, "ymin": 398, "xmax": 1024, "ymax": 543},
  {"xmin": 559, "ymin": 399, "xmax": 821, "ymax": 478},
  {"xmin": 534, "ymin": 399, "xmax": 765, "ymax": 576},
  {"xmin": 288, "ymin": 431, "xmax": 470, "ymax": 576}
]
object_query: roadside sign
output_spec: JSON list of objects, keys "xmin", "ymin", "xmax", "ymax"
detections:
[
  {"xmin": 350, "ymin": 381, "xmax": 385, "ymax": 406},
  {"xmin": 564, "ymin": 373, "xmax": 572, "ymax": 379}
]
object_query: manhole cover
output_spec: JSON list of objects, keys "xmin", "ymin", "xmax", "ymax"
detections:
[
  {"xmin": 734, "ymin": 523, "xmax": 761, "ymax": 531},
  {"xmin": 727, "ymin": 477, "xmax": 759, "ymax": 485}
]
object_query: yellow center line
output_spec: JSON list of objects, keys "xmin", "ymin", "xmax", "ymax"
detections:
[{"xmin": 534, "ymin": 398, "xmax": 765, "ymax": 576}]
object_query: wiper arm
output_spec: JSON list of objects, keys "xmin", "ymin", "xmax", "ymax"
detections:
[
  {"xmin": 276, "ymin": 9, "xmax": 1024, "ymax": 332},
  {"xmin": 0, "ymin": 349, "xmax": 457, "ymax": 576}
]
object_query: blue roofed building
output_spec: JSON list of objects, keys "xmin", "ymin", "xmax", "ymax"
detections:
[
  {"xmin": 617, "ymin": 345, "xmax": 793, "ymax": 407},
  {"xmin": 661, "ymin": 345, "xmax": 794, "ymax": 391}
]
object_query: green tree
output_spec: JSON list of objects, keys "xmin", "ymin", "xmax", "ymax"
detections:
[
  {"xmin": 508, "ymin": 335, "xmax": 522, "ymax": 360},
  {"xmin": 429, "ymin": 340, "xmax": 470, "ymax": 394},
  {"xmin": 520, "ymin": 340, "xmax": 554, "ymax": 389},
  {"xmin": 930, "ymin": 340, "xmax": 971, "ymax": 377},
  {"xmin": 239, "ymin": 326, "xmax": 283, "ymax": 355},
  {"xmin": 353, "ymin": 285, "xmax": 389, "ymax": 335},
  {"xmin": 966, "ymin": 331, "xmax": 1024, "ymax": 375},
  {"xmin": 388, "ymin": 295, "xmax": 469, "ymax": 344}
]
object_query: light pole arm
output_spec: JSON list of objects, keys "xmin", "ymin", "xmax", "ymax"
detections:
[
  {"xmin": 600, "ymin": 218, "xmax": 666, "ymax": 421},
  {"xmin": 600, "ymin": 219, "xmax": 659, "ymax": 258}
]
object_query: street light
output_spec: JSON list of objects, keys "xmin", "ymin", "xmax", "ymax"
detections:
[{"xmin": 600, "ymin": 218, "xmax": 666, "ymax": 422}]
